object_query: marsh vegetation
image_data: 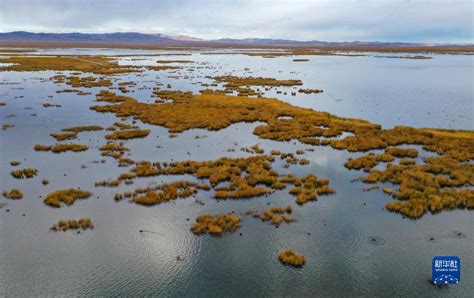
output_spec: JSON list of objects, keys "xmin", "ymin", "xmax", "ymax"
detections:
[
  {"xmin": 2, "ymin": 188, "xmax": 23, "ymax": 199},
  {"xmin": 278, "ymin": 249, "xmax": 306, "ymax": 267},
  {"xmin": 50, "ymin": 218, "xmax": 94, "ymax": 231},
  {"xmin": 43, "ymin": 189, "xmax": 92, "ymax": 208},
  {"xmin": 191, "ymin": 213, "xmax": 241, "ymax": 235},
  {"xmin": 0, "ymin": 49, "xmax": 472, "ymax": 292}
]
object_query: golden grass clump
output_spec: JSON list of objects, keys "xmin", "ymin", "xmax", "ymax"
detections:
[
  {"xmin": 99, "ymin": 142, "xmax": 129, "ymax": 159},
  {"xmin": 61, "ymin": 125, "xmax": 103, "ymax": 132},
  {"xmin": 10, "ymin": 161, "xmax": 21, "ymax": 166},
  {"xmin": 34, "ymin": 143, "xmax": 88, "ymax": 153},
  {"xmin": 132, "ymin": 163, "xmax": 160, "ymax": 177},
  {"xmin": 88, "ymin": 89, "xmax": 470, "ymax": 213},
  {"xmin": 213, "ymin": 76, "xmax": 303, "ymax": 87},
  {"xmin": 146, "ymin": 65, "xmax": 180, "ymax": 71},
  {"xmin": 34, "ymin": 144, "xmax": 52, "ymax": 151},
  {"xmin": 241, "ymin": 144, "xmax": 265, "ymax": 154},
  {"xmin": 113, "ymin": 122, "xmax": 137, "ymax": 130},
  {"xmin": 10, "ymin": 168, "xmax": 38, "ymax": 179},
  {"xmin": 131, "ymin": 181, "xmax": 210, "ymax": 206},
  {"xmin": 99, "ymin": 142, "xmax": 129, "ymax": 152},
  {"xmin": 250, "ymin": 205, "xmax": 295, "ymax": 225},
  {"xmin": 345, "ymin": 149, "xmax": 419, "ymax": 171},
  {"xmin": 2, "ymin": 124, "xmax": 14, "ymax": 131},
  {"xmin": 235, "ymin": 87, "xmax": 259, "ymax": 97},
  {"xmin": 43, "ymin": 189, "xmax": 92, "ymax": 208},
  {"xmin": 50, "ymin": 218, "xmax": 94, "ymax": 232},
  {"xmin": 298, "ymin": 88, "xmax": 323, "ymax": 94},
  {"xmin": 105, "ymin": 129, "xmax": 150, "ymax": 140},
  {"xmin": 125, "ymin": 154, "xmax": 333, "ymax": 202},
  {"xmin": 290, "ymin": 174, "xmax": 335, "ymax": 205},
  {"xmin": 156, "ymin": 60, "xmax": 193, "ymax": 64},
  {"xmin": 90, "ymin": 90, "xmax": 377, "ymax": 142},
  {"xmin": 2, "ymin": 188, "xmax": 23, "ymax": 199},
  {"xmin": 359, "ymin": 156, "xmax": 474, "ymax": 218},
  {"xmin": 191, "ymin": 213, "xmax": 241, "ymax": 235},
  {"xmin": 278, "ymin": 249, "xmax": 305, "ymax": 267},
  {"xmin": 95, "ymin": 179, "xmax": 120, "ymax": 187},
  {"xmin": 51, "ymin": 143, "xmax": 88, "ymax": 153},
  {"xmin": 400, "ymin": 158, "xmax": 416, "ymax": 166},
  {"xmin": 385, "ymin": 147, "xmax": 418, "ymax": 158},
  {"xmin": 345, "ymin": 153, "xmax": 388, "ymax": 171},
  {"xmin": 331, "ymin": 126, "xmax": 473, "ymax": 162},
  {"xmin": 66, "ymin": 76, "xmax": 112, "ymax": 88},
  {"xmin": 50, "ymin": 132, "xmax": 78, "ymax": 141},
  {"xmin": 96, "ymin": 90, "xmax": 135, "ymax": 103},
  {"xmin": 118, "ymin": 157, "xmax": 135, "ymax": 167},
  {"xmin": 1, "ymin": 55, "xmax": 138, "ymax": 74},
  {"xmin": 118, "ymin": 172, "xmax": 135, "ymax": 180},
  {"xmin": 43, "ymin": 102, "xmax": 61, "ymax": 108}
]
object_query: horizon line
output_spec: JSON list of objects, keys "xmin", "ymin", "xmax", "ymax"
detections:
[{"xmin": 1, "ymin": 31, "xmax": 473, "ymax": 46}]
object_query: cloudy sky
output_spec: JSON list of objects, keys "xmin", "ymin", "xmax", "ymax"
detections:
[{"xmin": 0, "ymin": 0, "xmax": 472, "ymax": 43}]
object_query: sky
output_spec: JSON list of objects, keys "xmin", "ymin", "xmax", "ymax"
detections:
[{"xmin": 0, "ymin": 0, "xmax": 472, "ymax": 43}]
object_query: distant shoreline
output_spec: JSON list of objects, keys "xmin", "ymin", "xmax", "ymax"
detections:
[{"xmin": 0, "ymin": 41, "xmax": 473, "ymax": 55}]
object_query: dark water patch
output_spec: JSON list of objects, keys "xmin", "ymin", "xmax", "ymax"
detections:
[
  {"xmin": 367, "ymin": 236, "xmax": 386, "ymax": 246},
  {"xmin": 448, "ymin": 230, "xmax": 467, "ymax": 239}
]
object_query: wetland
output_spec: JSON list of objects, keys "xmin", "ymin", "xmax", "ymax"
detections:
[{"xmin": 0, "ymin": 47, "xmax": 472, "ymax": 296}]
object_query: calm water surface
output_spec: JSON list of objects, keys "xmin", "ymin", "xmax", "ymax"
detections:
[{"xmin": 0, "ymin": 49, "xmax": 472, "ymax": 297}]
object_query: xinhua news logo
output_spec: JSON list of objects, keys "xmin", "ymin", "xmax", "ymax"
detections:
[{"xmin": 432, "ymin": 256, "xmax": 460, "ymax": 285}]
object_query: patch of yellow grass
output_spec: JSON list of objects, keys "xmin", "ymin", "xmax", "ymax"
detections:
[
  {"xmin": 105, "ymin": 129, "xmax": 150, "ymax": 140},
  {"xmin": 1, "ymin": 55, "xmax": 138, "ymax": 74},
  {"xmin": 2, "ymin": 188, "xmax": 23, "ymax": 199},
  {"xmin": 191, "ymin": 213, "xmax": 241, "ymax": 235},
  {"xmin": 278, "ymin": 249, "xmax": 305, "ymax": 267},
  {"xmin": 10, "ymin": 168, "xmax": 38, "ymax": 179},
  {"xmin": 61, "ymin": 125, "xmax": 103, "ymax": 132},
  {"xmin": 50, "ymin": 218, "xmax": 94, "ymax": 231},
  {"xmin": 50, "ymin": 132, "xmax": 78, "ymax": 141},
  {"xmin": 43, "ymin": 189, "xmax": 92, "ymax": 208}
]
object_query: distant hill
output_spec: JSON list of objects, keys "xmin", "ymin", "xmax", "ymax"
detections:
[
  {"xmin": 0, "ymin": 31, "xmax": 472, "ymax": 51},
  {"xmin": 212, "ymin": 38, "xmax": 421, "ymax": 47},
  {"xmin": 0, "ymin": 31, "xmax": 179, "ymax": 44},
  {"xmin": 0, "ymin": 31, "xmax": 419, "ymax": 46}
]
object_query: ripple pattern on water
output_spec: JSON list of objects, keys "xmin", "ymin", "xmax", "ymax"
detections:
[
  {"xmin": 448, "ymin": 230, "xmax": 467, "ymax": 239},
  {"xmin": 367, "ymin": 236, "xmax": 386, "ymax": 246}
]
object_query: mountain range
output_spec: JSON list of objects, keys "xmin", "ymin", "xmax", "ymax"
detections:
[{"xmin": 0, "ymin": 31, "xmax": 471, "ymax": 48}]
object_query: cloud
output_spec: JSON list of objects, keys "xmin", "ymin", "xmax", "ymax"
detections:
[{"xmin": 0, "ymin": 0, "xmax": 472, "ymax": 43}]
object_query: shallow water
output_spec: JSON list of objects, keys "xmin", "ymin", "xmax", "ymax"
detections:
[{"xmin": 0, "ymin": 49, "xmax": 472, "ymax": 297}]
